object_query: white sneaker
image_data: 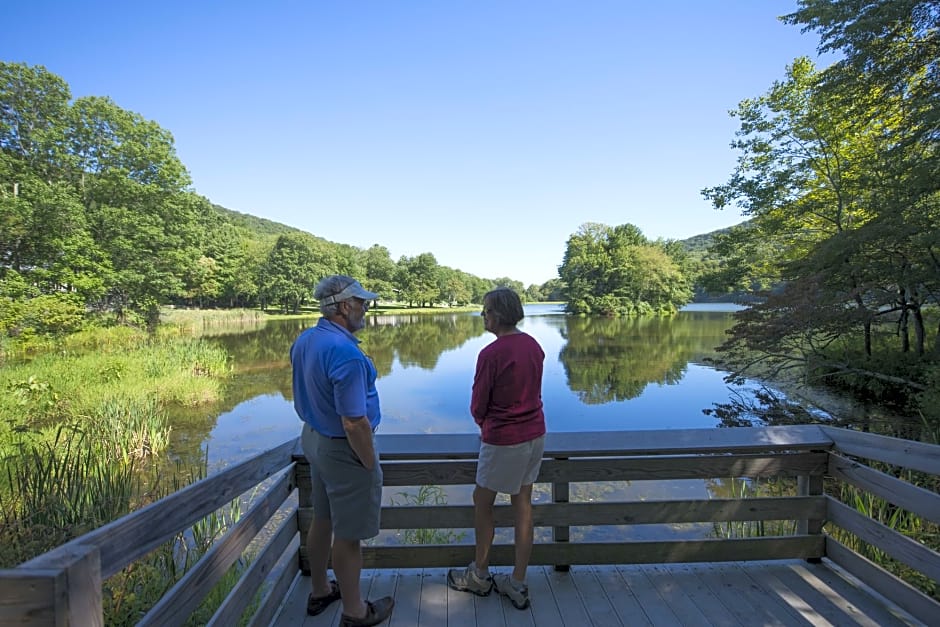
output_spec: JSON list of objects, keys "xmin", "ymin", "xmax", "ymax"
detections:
[{"xmin": 493, "ymin": 573, "xmax": 529, "ymax": 609}]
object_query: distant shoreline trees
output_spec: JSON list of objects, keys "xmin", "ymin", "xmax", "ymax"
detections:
[
  {"xmin": 0, "ymin": 61, "xmax": 555, "ymax": 349},
  {"xmin": 558, "ymin": 222, "xmax": 694, "ymax": 315}
]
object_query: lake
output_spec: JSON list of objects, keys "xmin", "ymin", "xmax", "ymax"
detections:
[{"xmin": 170, "ymin": 303, "xmax": 759, "ymax": 473}]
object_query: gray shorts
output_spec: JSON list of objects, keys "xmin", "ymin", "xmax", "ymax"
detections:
[
  {"xmin": 476, "ymin": 435, "xmax": 545, "ymax": 495},
  {"xmin": 301, "ymin": 423, "xmax": 383, "ymax": 541}
]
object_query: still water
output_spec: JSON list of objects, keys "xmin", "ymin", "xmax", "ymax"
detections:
[{"xmin": 172, "ymin": 303, "xmax": 757, "ymax": 471}]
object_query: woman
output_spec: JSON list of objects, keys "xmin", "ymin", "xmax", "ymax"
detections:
[{"xmin": 446, "ymin": 287, "xmax": 546, "ymax": 610}]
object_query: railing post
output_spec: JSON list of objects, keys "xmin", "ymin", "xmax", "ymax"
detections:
[
  {"xmin": 0, "ymin": 543, "xmax": 103, "ymax": 626},
  {"xmin": 552, "ymin": 457, "xmax": 569, "ymax": 572},
  {"xmin": 293, "ymin": 450, "xmax": 313, "ymax": 574},
  {"xmin": 798, "ymin": 469, "xmax": 824, "ymax": 564}
]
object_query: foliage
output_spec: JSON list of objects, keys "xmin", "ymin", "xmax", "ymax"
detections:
[
  {"xmin": 2, "ymin": 60, "xmax": 567, "ymax": 350},
  {"xmin": 701, "ymin": 2, "xmax": 940, "ymax": 436},
  {"xmin": 0, "ymin": 427, "xmax": 146, "ymax": 567},
  {"xmin": 558, "ymin": 222, "xmax": 693, "ymax": 315},
  {"xmin": 389, "ymin": 485, "xmax": 465, "ymax": 545},
  {"xmin": 826, "ymin": 472, "xmax": 939, "ymax": 602},
  {"xmin": 708, "ymin": 477, "xmax": 798, "ymax": 539}
]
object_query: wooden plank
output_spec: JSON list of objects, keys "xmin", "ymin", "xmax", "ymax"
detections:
[
  {"xmin": 377, "ymin": 497, "xmax": 826, "ymax": 529},
  {"xmin": 538, "ymin": 453, "xmax": 828, "ymax": 483},
  {"xmin": 826, "ymin": 497, "xmax": 940, "ymax": 583},
  {"xmin": 418, "ymin": 570, "xmax": 448, "ymax": 627},
  {"xmin": 377, "ymin": 426, "xmax": 832, "ymax": 460},
  {"xmin": 821, "ymin": 426, "xmax": 940, "ymax": 475},
  {"xmin": 567, "ymin": 566, "xmax": 622, "ymax": 627},
  {"xmin": 527, "ymin": 565, "xmax": 566, "ymax": 626},
  {"xmin": 708, "ymin": 562, "xmax": 796, "ymax": 626},
  {"xmin": 656, "ymin": 563, "xmax": 739, "ymax": 627},
  {"xmin": 692, "ymin": 562, "xmax": 777, "ymax": 626},
  {"xmin": 640, "ymin": 564, "xmax": 711, "ymax": 626},
  {"xmin": 388, "ymin": 568, "xmax": 422, "ymax": 627},
  {"xmin": 210, "ymin": 508, "xmax": 299, "ymax": 626},
  {"xmin": 593, "ymin": 564, "xmax": 652, "ymax": 626},
  {"xmin": 0, "ymin": 568, "xmax": 67, "ymax": 626},
  {"xmin": 364, "ymin": 569, "xmax": 398, "ymax": 624},
  {"xmin": 245, "ymin": 536, "xmax": 300, "ymax": 627},
  {"xmin": 139, "ymin": 469, "xmax": 294, "ymax": 626},
  {"xmin": 380, "ymin": 453, "xmax": 828, "ymax": 486},
  {"xmin": 745, "ymin": 561, "xmax": 834, "ymax": 627},
  {"xmin": 444, "ymin": 567, "xmax": 478, "ymax": 627},
  {"xmin": 828, "ymin": 453, "xmax": 940, "ymax": 524},
  {"xmin": 826, "ymin": 537, "xmax": 940, "ymax": 626},
  {"xmin": 268, "ymin": 572, "xmax": 306, "ymax": 627},
  {"xmin": 470, "ymin": 577, "xmax": 503, "ymax": 627},
  {"xmin": 24, "ymin": 440, "xmax": 298, "ymax": 579},
  {"xmin": 616, "ymin": 564, "xmax": 682, "ymax": 626},
  {"xmin": 362, "ymin": 537, "xmax": 825, "ymax": 568},
  {"xmin": 770, "ymin": 560, "xmax": 885, "ymax": 627},
  {"xmin": 544, "ymin": 565, "xmax": 593, "ymax": 626}
]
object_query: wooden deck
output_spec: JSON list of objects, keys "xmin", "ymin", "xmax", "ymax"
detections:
[{"xmin": 271, "ymin": 559, "xmax": 925, "ymax": 627}]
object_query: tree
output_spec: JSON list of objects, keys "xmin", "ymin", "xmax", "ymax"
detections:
[
  {"xmin": 361, "ymin": 244, "xmax": 398, "ymax": 301},
  {"xmin": 395, "ymin": 253, "xmax": 441, "ymax": 307},
  {"xmin": 559, "ymin": 222, "xmax": 692, "ymax": 315},
  {"xmin": 704, "ymin": 2, "xmax": 940, "ymax": 431},
  {"xmin": 261, "ymin": 233, "xmax": 338, "ymax": 313}
]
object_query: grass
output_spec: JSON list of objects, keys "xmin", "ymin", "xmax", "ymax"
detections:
[{"xmin": 389, "ymin": 485, "xmax": 466, "ymax": 545}]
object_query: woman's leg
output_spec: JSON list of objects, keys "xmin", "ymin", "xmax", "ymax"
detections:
[{"xmin": 510, "ymin": 483, "xmax": 534, "ymax": 581}]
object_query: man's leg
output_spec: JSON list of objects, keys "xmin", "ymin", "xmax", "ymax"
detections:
[
  {"xmin": 473, "ymin": 485, "xmax": 498, "ymax": 571},
  {"xmin": 308, "ymin": 516, "xmax": 334, "ymax": 597},
  {"xmin": 332, "ymin": 537, "xmax": 367, "ymax": 618},
  {"xmin": 510, "ymin": 483, "xmax": 534, "ymax": 582}
]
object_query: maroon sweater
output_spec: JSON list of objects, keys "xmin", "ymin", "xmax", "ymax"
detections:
[{"xmin": 471, "ymin": 332, "xmax": 546, "ymax": 445}]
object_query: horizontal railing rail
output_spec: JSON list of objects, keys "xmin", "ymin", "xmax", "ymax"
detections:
[
  {"xmin": 0, "ymin": 439, "xmax": 299, "ymax": 626},
  {"xmin": 819, "ymin": 427, "xmax": 940, "ymax": 623},
  {"xmin": 2, "ymin": 424, "xmax": 938, "ymax": 625}
]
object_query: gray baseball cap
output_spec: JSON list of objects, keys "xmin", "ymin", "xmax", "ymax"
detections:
[{"xmin": 319, "ymin": 278, "xmax": 378, "ymax": 305}]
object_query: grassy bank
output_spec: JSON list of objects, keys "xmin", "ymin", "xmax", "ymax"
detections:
[{"xmin": 0, "ymin": 315, "xmax": 245, "ymax": 621}]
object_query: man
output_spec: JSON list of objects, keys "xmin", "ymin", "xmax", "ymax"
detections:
[
  {"xmin": 291, "ymin": 275, "xmax": 394, "ymax": 627},
  {"xmin": 447, "ymin": 287, "xmax": 546, "ymax": 610}
]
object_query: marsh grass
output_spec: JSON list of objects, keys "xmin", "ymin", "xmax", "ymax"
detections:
[
  {"xmin": 159, "ymin": 308, "xmax": 267, "ymax": 338},
  {"xmin": 0, "ymin": 325, "xmax": 230, "ymax": 565},
  {"xmin": 0, "ymin": 427, "xmax": 142, "ymax": 567},
  {"xmin": 826, "ymin": 473, "xmax": 939, "ymax": 600},
  {"xmin": 102, "ymin": 461, "xmax": 259, "ymax": 625},
  {"xmin": 389, "ymin": 485, "xmax": 466, "ymax": 545},
  {"xmin": 709, "ymin": 477, "xmax": 798, "ymax": 539}
]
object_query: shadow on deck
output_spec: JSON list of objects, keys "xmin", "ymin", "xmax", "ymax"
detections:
[
  {"xmin": 2, "ymin": 425, "xmax": 938, "ymax": 626},
  {"xmin": 275, "ymin": 561, "xmax": 922, "ymax": 626}
]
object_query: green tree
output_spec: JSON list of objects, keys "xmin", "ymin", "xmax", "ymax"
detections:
[
  {"xmin": 559, "ymin": 222, "xmax": 691, "ymax": 315},
  {"xmin": 395, "ymin": 253, "xmax": 441, "ymax": 307},
  {"xmin": 261, "ymin": 233, "xmax": 337, "ymax": 313},
  {"xmin": 704, "ymin": 2, "xmax": 940, "ymax": 432},
  {"xmin": 361, "ymin": 244, "xmax": 398, "ymax": 301}
]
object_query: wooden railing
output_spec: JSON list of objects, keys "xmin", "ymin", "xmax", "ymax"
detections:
[{"xmin": 2, "ymin": 425, "xmax": 938, "ymax": 625}]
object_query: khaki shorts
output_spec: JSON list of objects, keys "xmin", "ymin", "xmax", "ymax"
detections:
[
  {"xmin": 301, "ymin": 423, "xmax": 383, "ymax": 541},
  {"xmin": 476, "ymin": 435, "xmax": 545, "ymax": 495}
]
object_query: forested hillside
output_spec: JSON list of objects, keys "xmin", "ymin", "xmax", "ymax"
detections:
[{"xmin": 0, "ymin": 60, "xmax": 547, "ymax": 348}]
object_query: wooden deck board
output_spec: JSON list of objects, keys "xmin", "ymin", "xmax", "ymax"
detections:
[{"xmin": 271, "ymin": 559, "xmax": 925, "ymax": 627}]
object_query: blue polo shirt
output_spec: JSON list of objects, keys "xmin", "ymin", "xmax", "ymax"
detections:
[{"xmin": 290, "ymin": 318, "xmax": 381, "ymax": 437}]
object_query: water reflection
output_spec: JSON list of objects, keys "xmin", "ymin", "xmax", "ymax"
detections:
[{"xmin": 168, "ymin": 304, "xmax": 759, "ymax": 470}]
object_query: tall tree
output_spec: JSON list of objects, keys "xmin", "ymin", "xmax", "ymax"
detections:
[{"xmin": 559, "ymin": 222, "xmax": 691, "ymax": 315}]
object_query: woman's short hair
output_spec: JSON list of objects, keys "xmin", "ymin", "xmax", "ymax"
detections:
[{"xmin": 484, "ymin": 287, "xmax": 524, "ymax": 326}]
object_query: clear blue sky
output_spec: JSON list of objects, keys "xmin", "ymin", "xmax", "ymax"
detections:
[{"xmin": 5, "ymin": 1, "xmax": 831, "ymax": 286}]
